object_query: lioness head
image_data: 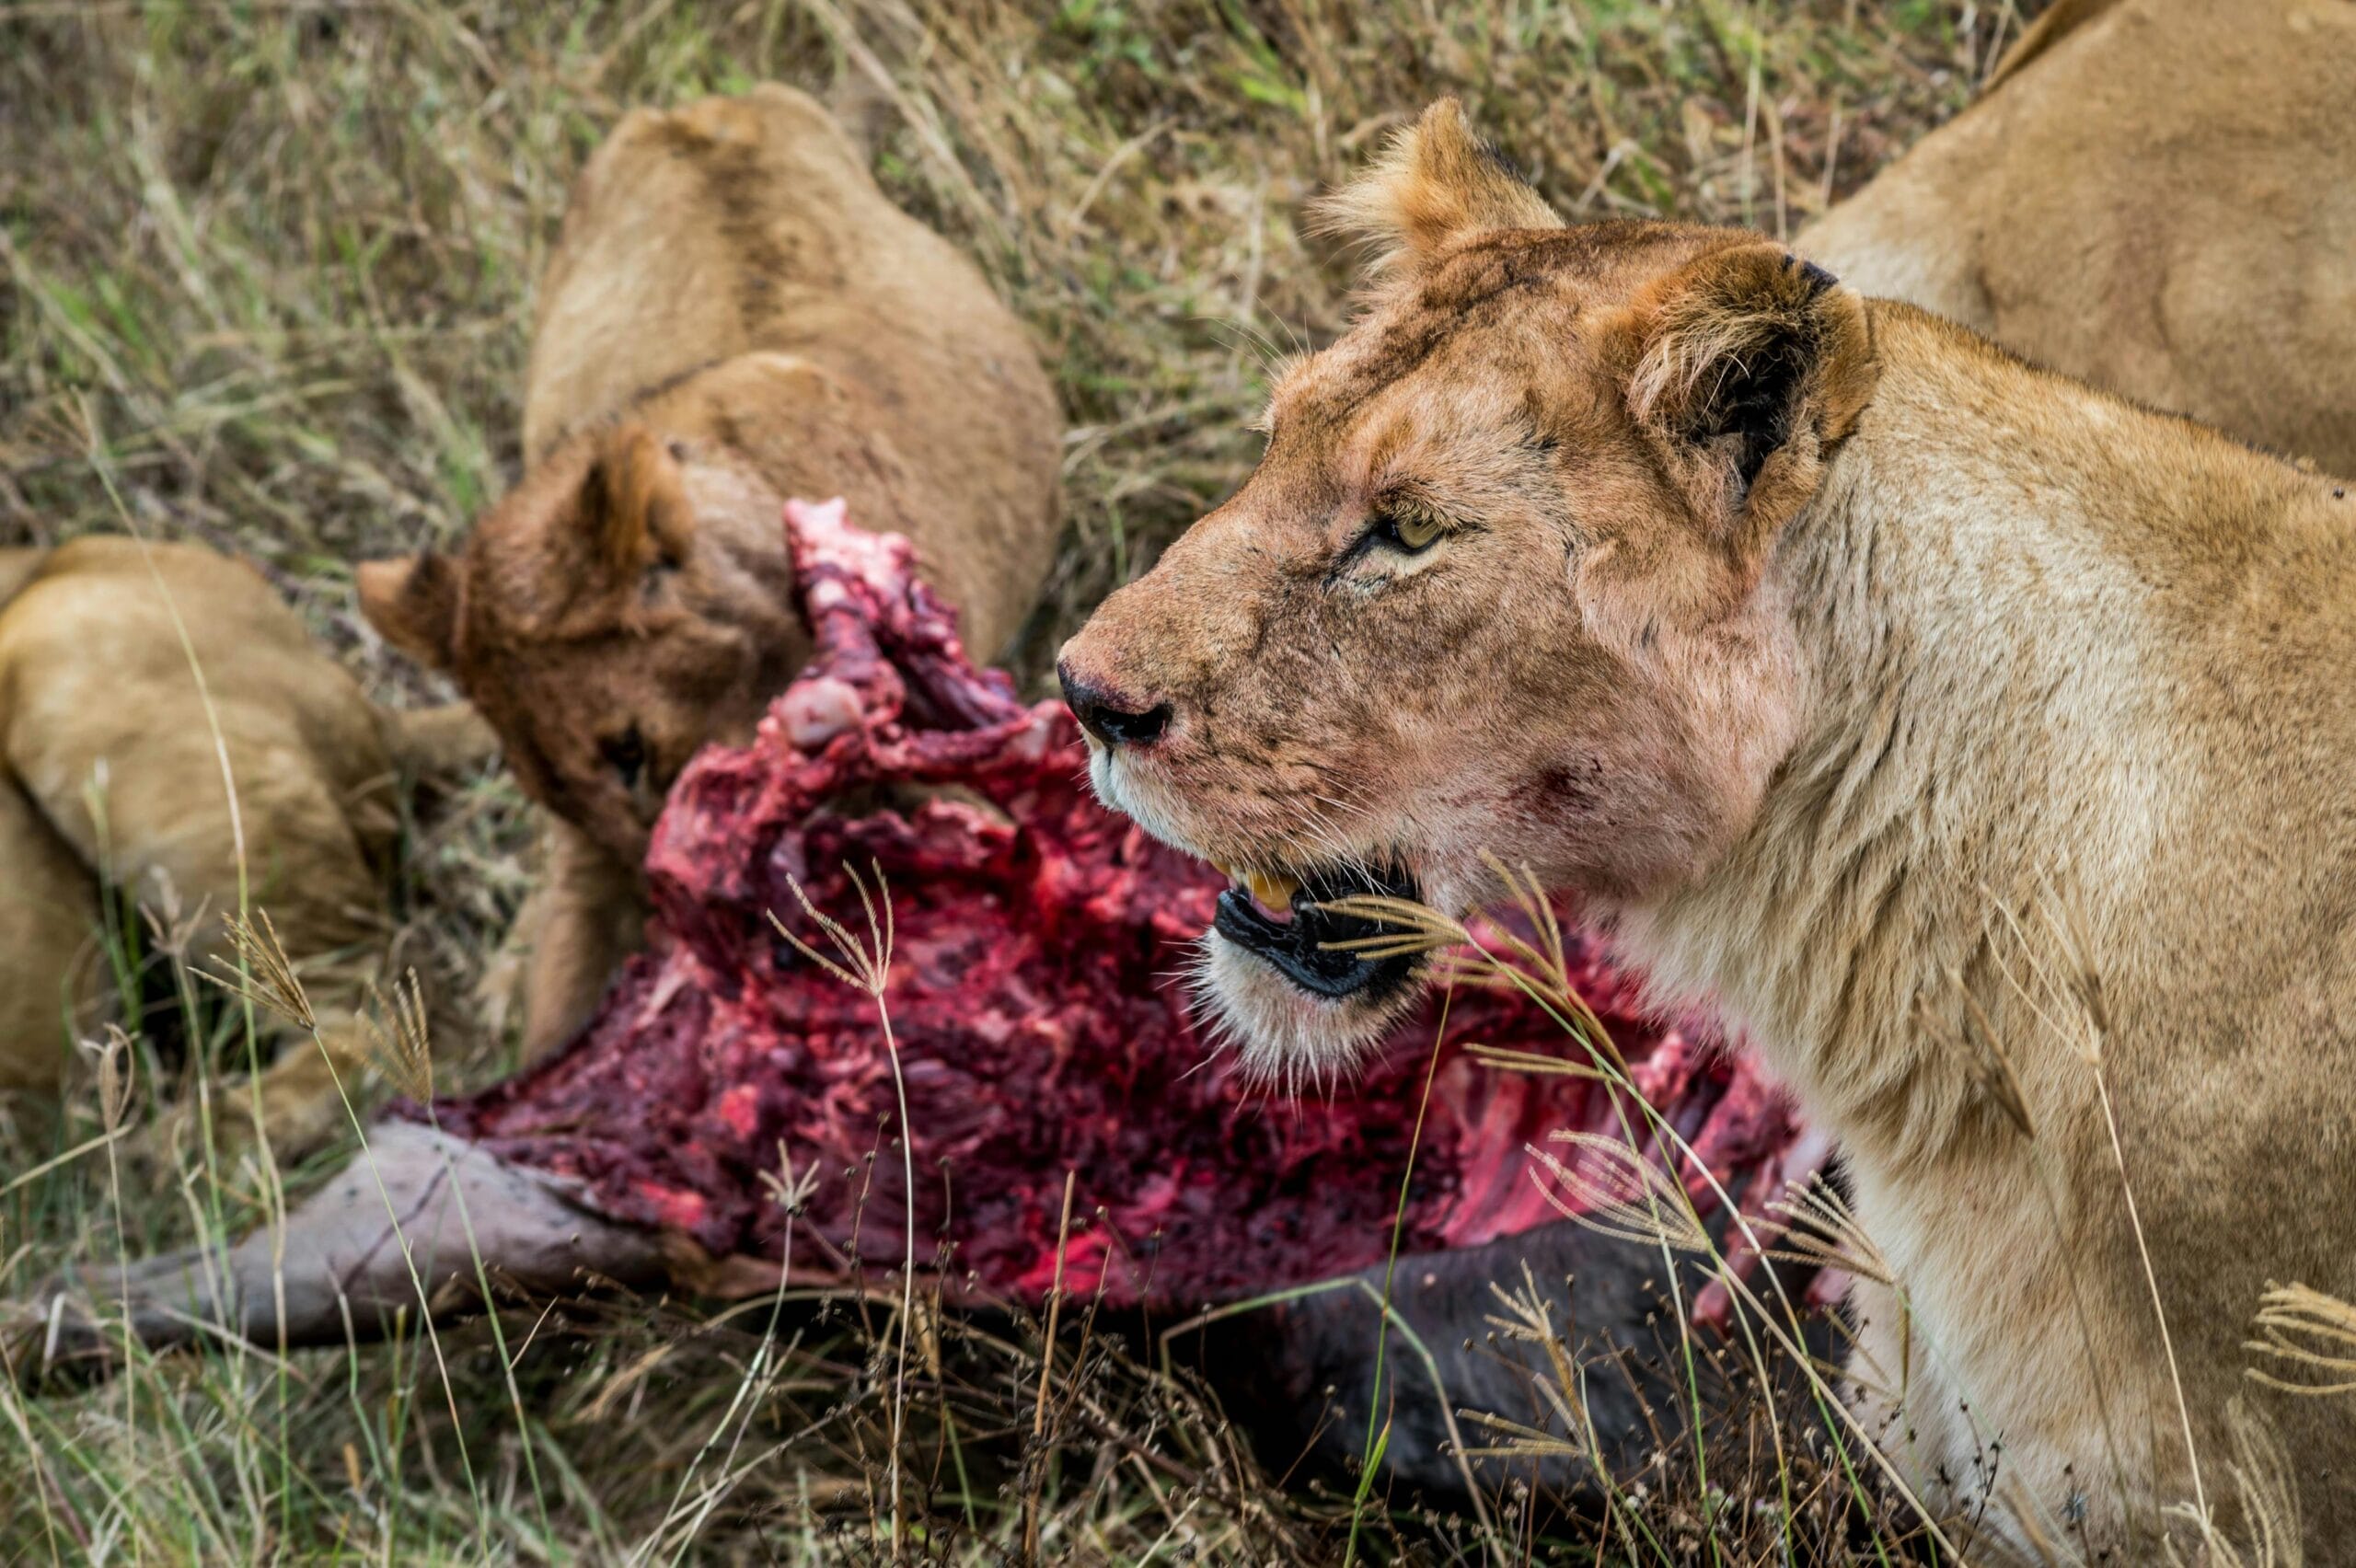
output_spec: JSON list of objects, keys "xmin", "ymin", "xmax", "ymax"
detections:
[
  {"xmin": 360, "ymin": 422, "xmax": 804, "ymax": 862},
  {"xmin": 1057, "ymin": 100, "xmax": 1878, "ymax": 1076}
]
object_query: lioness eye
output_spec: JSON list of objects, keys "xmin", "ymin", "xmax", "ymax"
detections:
[
  {"xmin": 1374, "ymin": 506, "xmax": 1445, "ymax": 554},
  {"xmin": 601, "ymin": 725, "xmax": 648, "ymax": 789}
]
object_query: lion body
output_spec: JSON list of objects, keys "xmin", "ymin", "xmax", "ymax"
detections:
[
  {"xmin": 1627, "ymin": 307, "xmax": 2356, "ymax": 1555},
  {"xmin": 519, "ymin": 83, "xmax": 1061, "ymax": 630},
  {"xmin": 0, "ymin": 538, "xmax": 489, "ymax": 1148},
  {"xmin": 1061, "ymin": 91, "xmax": 2356, "ymax": 1555},
  {"xmin": 361, "ymin": 85, "xmax": 1062, "ymax": 1055},
  {"xmin": 1799, "ymin": 0, "xmax": 2356, "ymax": 474}
]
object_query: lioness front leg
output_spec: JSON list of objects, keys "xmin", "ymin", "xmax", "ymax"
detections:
[
  {"xmin": 12, "ymin": 1120, "xmax": 666, "ymax": 1378},
  {"xmin": 1842, "ymin": 1274, "xmax": 2176, "ymax": 1562},
  {"xmin": 517, "ymin": 821, "xmax": 647, "ymax": 1061}
]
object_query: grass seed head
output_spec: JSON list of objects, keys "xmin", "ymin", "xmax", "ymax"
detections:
[
  {"xmin": 204, "ymin": 909, "xmax": 316, "ymax": 1032},
  {"xmin": 1528, "ymin": 1130, "xmax": 1711, "ymax": 1254},
  {"xmin": 2246, "ymin": 1281, "xmax": 2356, "ymax": 1398},
  {"xmin": 360, "ymin": 969, "xmax": 435, "ymax": 1104}
]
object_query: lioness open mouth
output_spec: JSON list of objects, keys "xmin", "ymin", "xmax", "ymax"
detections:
[{"xmin": 1208, "ymin": 860, "xmax": 1424, "ymax": 1001}]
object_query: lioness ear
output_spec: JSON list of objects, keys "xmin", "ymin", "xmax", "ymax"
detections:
[
  {"xmin": 1314, "ymin": 98, "xmax": 1563, "ymax": 275},
  {"xmin": 358, "ymin": 553, "xmax": 461, "ymax": 671},
  {"xmin": 583, "ymin": 422, "xmax": 693, "ymax": 578},
  {"xmin": 1621, "ymin": 242, "xmax": 1877, "ymax": 584}
]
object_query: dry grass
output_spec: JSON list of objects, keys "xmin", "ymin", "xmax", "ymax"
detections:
[{"xmin": 1, "ymin": 1, "xmax": 2056, "ymax": 1561}]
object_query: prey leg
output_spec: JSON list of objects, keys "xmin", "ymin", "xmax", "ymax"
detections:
[{"xmin": 13, "ymin": 1121, "xmax": 665, "ymax": 1379}]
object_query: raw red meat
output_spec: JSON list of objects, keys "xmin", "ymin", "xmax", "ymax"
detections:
[{"xmin": 426, "ymin": 501, "xmax": 1819, "ymax": 1316}]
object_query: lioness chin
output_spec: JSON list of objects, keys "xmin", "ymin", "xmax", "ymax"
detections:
[{"xmin": 1059, "ymin": 99, "xmax": 2356, "ymax": 1558}]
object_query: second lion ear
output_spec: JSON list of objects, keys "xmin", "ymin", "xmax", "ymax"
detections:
[
  {"xmin": 358, "ymin": 553, "xmax": 461, "ymax": 671},
  {"xmin": 1314, "ymin": 98, "xmax": 1563, "ymax": 276}
]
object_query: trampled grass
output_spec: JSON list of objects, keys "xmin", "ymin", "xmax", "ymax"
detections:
[{"xmin": 1, "ymin": 2, "xmax": 2068, "ymax": 1561}]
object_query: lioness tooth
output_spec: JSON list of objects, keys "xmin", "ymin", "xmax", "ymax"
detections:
[{"xmin": 1245, "ymin": 870, "xmax": 1300, "ymax": 909}]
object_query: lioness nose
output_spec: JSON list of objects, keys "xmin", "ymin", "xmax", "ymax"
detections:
[{"xmin": 1058, "ymin": 663, "xmax": 1171, "ymax": 747}]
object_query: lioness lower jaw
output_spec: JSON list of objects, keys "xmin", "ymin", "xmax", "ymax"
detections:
[
  {"xmin": 1207, "ymin": 859, "xmax": 1422, "ymax": 996},
  {"xmin": 1192, "ymin": 858, "xmax": 1435, "ymax": 1078},
  {"xmin": 1194, "ymin": 929, "xmax": 1427, "ymax": 1085}
]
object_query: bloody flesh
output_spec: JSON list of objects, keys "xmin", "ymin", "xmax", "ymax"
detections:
[{"xmin": 426, "ymin": 501, "xmax": 1819, "ymax": 1314}]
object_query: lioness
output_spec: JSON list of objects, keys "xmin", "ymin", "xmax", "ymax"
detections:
[
  {"xmin": 358, "ymin": 85, "xmax": 1062, "ymax": 1055},
  {"xmin": 0, "ymin": 537, "xmax": 490, "ymax": 1151},
  {"xmin": 1800, "ymin": 0, "xmax": 2356, "ymax": 475},
  {"xmin": 1057, "ymin": 101, "xmax": 2356, "ymax": 1556}
]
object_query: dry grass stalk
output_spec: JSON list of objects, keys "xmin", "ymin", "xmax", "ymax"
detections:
[
  {"xmin": 1454, "ymin": 1265, "xmax": 1594, "ymax": 1466},
  {"xmin": 1313, "ymin": 893, "xmax": 1467, "ymax": 963},
  {"xmin": 1527, "ymin": 1131, "xmax": 1712, "ymax": 1255},
  {"xmin": 769, "ymin": 863, "xmax": 921, "ymax": 1551},
  {"xmin": 1022, "ymin": 1168, "xmax": 1080, "ymax": 1562},
  {"xmin": 1764, "ymin": 1173, "xmax": 1895, "ymax": 1290},
  {"xmin": 768, "ymin": 861, "xmax": 896, "ymax": 997},
  {"xmin": 2164, "ymin": 1397, "xmax": 2304, "ymax": 1568},
  {"xmin": 360, "ymin": 969, "xmax": 434, "ymax": 1104},
  {"xmin": 1974, "ymin": 873, "xmax": 2212, "ymax": 1529},
  {"xmin": 2246, "ymin": 1283, "xmax": 2356, "ymax": 1398},
  {"xmin": 2034, "ymin": 879, "xmax": 2209, "ymax": 1527},
  {"xmin": 81, "ymin": 1024, "xmax": 136, "ymax": 1140},
  {"xmin": 202, "ymin": 909, "xmax": 314, "ymax": 1032},
  {"xmin": 1919, "ymin": 967, "xmax": 2036, "ymax": 1140},
  {"xmin": 1325, "ymin": 849, "xmax": 1623, "ymax": 1069},
  {"xmin": 757, "ymin": 1136, "xmax": 822, "ymax": 1221},
  {"xmin": 1462, "ymin": 1043, "xmax": 1614, "ymax": 1085}
]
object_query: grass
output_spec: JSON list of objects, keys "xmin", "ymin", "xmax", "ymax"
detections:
[{"xmin": 0, "ymin": 0, "xmax": 2063, "ymax": 1561}]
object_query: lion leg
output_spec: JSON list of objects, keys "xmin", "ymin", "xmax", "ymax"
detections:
[
  {"xmin": 14, "ymin": 1120, "xmax": 666, "ymax": 1378},
  {"xmin": 516, "ymin": 820, "xmax": 646, "ymax": 1061},
  {"xmin": 144, "ymin": 917, "xmax": 399, "ymax": 1163},
  {"xmin": 184, "ymin": 1006, "xmax": 377, "ymax": 1162},
  {"xmin": 379, "ymin": 700, "xmax": 499, "ymax": 780},
  {"xmin": 0, "ymin": 770, "xmax": 105, "ymax": 1113}
]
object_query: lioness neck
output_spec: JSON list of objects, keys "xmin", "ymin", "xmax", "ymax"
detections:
[{"xmin": 1623, "ymin": 303, "xmax": 2356, "ymax": 1179}]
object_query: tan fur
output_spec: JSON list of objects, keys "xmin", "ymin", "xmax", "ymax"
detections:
[
  {"xmin": 0, "ymin": 538, "xmax": 493, "ymax": 1150},
  {"xmin": 357, "ymin": 85, "xmax": 1063, "ymax": 1055},
  {"xmin": 1981, "ymin": 0, "xmax": 2130, "ymax": 91},
  {"xmin": 1798, "ymin": 0, "xmax": 2356, "ymax": 476},
  {"xmin": 1059, "ymin": 100, "xmax": 2356, "ymax": 1557}
]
